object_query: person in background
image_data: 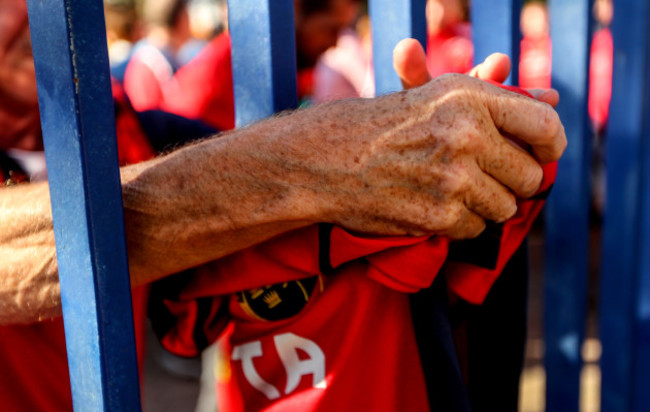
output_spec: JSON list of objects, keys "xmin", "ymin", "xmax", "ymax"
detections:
[
  {"xmin": 123, "ymin": 0, "xmax": 194, "ymax": 111},
  {"xmin": 157, "ymin": 0, "xmax": 362, "ymax": 131},
  {"xmin": 589, "ymin": 0, "xmax": 613, "ymax": 134},
  {"xmin": 425, "ymin": 0, "xmax": 473, "ymax": 77},
  {"xmin": 312, "ymin": 11, "xmax": 374, "ymax": 102},
  {"xmin": 519, "ymin": 1, "xmax": 552, "ymax": 89},
  {"xmin": 178, "ymin": 0, "xmax": 228, "ymax": 66},
  {"xmin": 589, "ymin": 0, "xmax": 613, "ymax": 216},
  {"xmin": 313, "ymin": 0, "xmax": 474, "ymax": 105},
  {"xmin": 105, "ymin": 0, "xmax": 140, "ymax": 82}
]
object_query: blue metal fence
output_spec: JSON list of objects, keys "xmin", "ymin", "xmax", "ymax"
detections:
[
  {"xmin": 26, "ymin": 0, "xmax": 141, "ymax": 410},
  {"xmin": 25, "ymin": 0, "xmax": 650, "ymax": 410},
  {"xmin": 229, "ymin": 0, "xmax": 298, "ymax": 126},
  {"xmin": 544, "ymin": 2, "xmax": 593, "ymax": 411},
  {"xmin": 601, "ymin": 1, "xmax": 650, "ymax": 411}
]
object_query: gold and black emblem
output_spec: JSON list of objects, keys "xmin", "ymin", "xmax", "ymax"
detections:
[{"xmin": 238, "ymin": 275, "xmax": 324, "ymax": 322}]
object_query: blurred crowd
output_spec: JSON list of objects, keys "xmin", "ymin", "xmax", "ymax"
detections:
[{"xmin": 103, "ymin": 0, "xmax": 613, "ymax": 134}]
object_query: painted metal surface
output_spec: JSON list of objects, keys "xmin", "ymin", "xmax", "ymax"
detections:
[
  {"xmin": 471, "ymin": 0, "xmax": 521, "ymax": 85},
  {"xmin": 228, "ymin": 0, "xmax": 298, "ymax": 127},
  {"xmin": 369, "ymin": 0, "xmax": 427, "ymax": 95},
  {"xmin": 543, "ymin": 1, "xmax": 593, "ymax": 410},
  {"xmin": 601, "ymin": 2, "xmax": 650, "ymax": 411},
  {"xmin": 25, "ymin": 0, "xmax": 141, "ymax": 410}
]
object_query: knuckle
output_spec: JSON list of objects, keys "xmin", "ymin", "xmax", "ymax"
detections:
[
  {"xmin": 554, "ymin": 124, "xmax": 568, "ymax": 158},
  {"xmin": 445, "ymin": 129, "xmax": 474, "ymax": 156},
  {"xmin": 447, "ymin": 213, "xmax": 486, "ymax": 240},
  {"xmin": 520, "ymin": 163, "xmax": 544, "ymax": 197},
  {"xmin": 441, "ymin": 168, "xmax": 470, "ymax": 196},
  {"xmin": 538, "ymin": 106, "xmax": 560, "ymax": 135},
  {"xmin": 458, "ymin": 117, "xmax": 483, "ymax": 142},
  {"xmin": 440, "ymin": 202, "xmax": 464, "ymax": 228},
  {"xmin": 495, "ymin": 193, "xmax": 518, "ymax": 222}
]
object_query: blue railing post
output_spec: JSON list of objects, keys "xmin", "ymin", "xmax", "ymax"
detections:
[
  {"xmin": 601, "ymin": 1, "xmax": 650, "ymax": 411},
  {"xmin": 543, "ymin": 1, "xmax": 593, "ymax": 411},
  {"xmin": 25, "ymin": 0, "xmax": 141, "ymax": 410},
  {"xmin": 369, "ymin": 0, "xmax": 427, "ymax": 95},
  {"xmin": 471, "ymin": 0, "xmax": 521, "ymax": 85},
  {"xmin": 632, "ymin": 35, "xmax": 650, "ymax": 410},
  {"xmin": 228, "ymin": 0, "xmax": 298, "ymax": 126}
]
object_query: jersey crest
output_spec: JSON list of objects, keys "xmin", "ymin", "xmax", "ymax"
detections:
[{"xmin": 237, "ymin": 275, "xmax": 323, "ymax": 322}]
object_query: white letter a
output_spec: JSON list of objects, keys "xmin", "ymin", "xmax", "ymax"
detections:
[{"xmin": 274, "ymin": 332, "xmax": 327, "ymax": 394}]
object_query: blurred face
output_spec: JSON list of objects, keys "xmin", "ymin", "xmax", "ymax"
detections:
[
  {"xmin": 0, "ymin": 0, "xmax": 41, "ymax": 150},
  {"xmin": 295, "ymin": 0, "xmax": 359, "ymax": 69},
  {"xmin": 520, "ymin": 2, "xmax": 549, "ymax": 38},
  {"xmin": 594, "ymin": 0, "xmax": 613, "ymax": 26},
  {"xmin": 426, "ymin": 0, "xmax": 464, "ymax": 35}
]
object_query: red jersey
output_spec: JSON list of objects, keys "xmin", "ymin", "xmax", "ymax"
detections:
[
  {"xmin": 159, "ymin": 34, "xmax": 236, "ymax": 131},
  {"xmin": 519, "ymin": 33, "xmax": 552, "ymax": 90},
  {"xmin": 426, "ymin": 24, "xmax": 474, "ymax": 78},
  {"xmin": 151, "ymin": 84, "xmax": 556, "ymax": 411},
  {"xmin": 0, "ymin": 82, "xmax": 153, "ymax": 412},
  {"xmin": 123, "ymin": 43, "xmax": 177, "ymax": 112},
  {"xmin": 159, "ymin": 33, "xmax": 315, "ymax": 131},
  {"xmin": 588, "ymin": 27, "xmax": 613, "ymax": 132}
]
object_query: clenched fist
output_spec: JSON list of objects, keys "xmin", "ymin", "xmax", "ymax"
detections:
[{"xmin": 237, "ymin": 71, "xmax": 565, "ymax": 239}]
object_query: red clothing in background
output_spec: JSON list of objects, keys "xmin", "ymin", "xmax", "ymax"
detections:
[
  {"xmin": 426, "ymin": 24, "xmax": 474, "ymax": 78},
  {"xmin": 160, "ymin": 34, "xmax": 235, "ymax": 131},
  {"xmin": 589, "ymin": 27, "xmax": 613, "ymax": 132},
  {"xmin": 123, "ymin": 43, "xmax": 177, "ymax": 112},
  {"xmin": 519, "ymin": 32, "xmax": 552, "ymax": 89}
]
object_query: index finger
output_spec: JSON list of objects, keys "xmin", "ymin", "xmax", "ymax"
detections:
[{"xmin": 482, "ymin": 81, "xmax": 567, "ymax": 164}]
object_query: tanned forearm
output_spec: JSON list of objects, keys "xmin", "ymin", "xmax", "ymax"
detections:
[
  {"xmin": 121, "ymin": 123, "xmax": 323, "ymax": 285},
  {"xmin": 0, "ymin": 74, "xmax": 566, "ymax": 325},
  {"xmin": 0, "ymin": 183, "xmax": 60, "ymax": 323}
]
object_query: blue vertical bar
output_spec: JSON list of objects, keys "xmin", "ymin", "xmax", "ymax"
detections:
[
  {"xmin": 369, "ymin": 0, "xmax": 427, "ymax": 95},
  {"xmin": 26, "ymin": 0, "xmax": 141, "ymax": 411},
  {"xmin": 632, "ymin": 35, "xmax": 650, "ymax": 411},
  {"xmin": 601, "ymin": 2, "xmax": 650, "ymax": 411},
  {"xmin": 544, "ymin": 1, "xmax": 592, "ymax": 411},
  {"xmin": 228, "ymin": 0, "xmax": 297, "ymax": 126},
  {"xmin": 471, "ymin": 0, "xmax": 521, "ymax": 85}
]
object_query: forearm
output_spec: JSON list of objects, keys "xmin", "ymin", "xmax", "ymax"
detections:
[
  {"xmin": 0, "ymin": 183, "xmax": 61, "ymax": 324},
  {"xmin": 122, "ymin": 120, "xmax": 328, "ymax": 285}
]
